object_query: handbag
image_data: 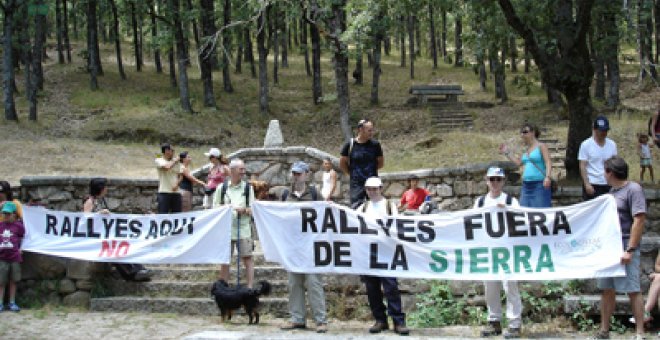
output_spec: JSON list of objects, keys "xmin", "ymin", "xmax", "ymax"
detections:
[{"xmin": 526, "ymin": 149, "xmax": 558, "ymax": 194}]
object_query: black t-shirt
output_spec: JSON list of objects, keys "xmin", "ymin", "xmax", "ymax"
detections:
[{"xmin": 340, "ymin": 138, "xmax": 383, "ymax": 187}]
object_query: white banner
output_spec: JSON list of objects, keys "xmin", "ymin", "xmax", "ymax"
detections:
[
  {"xmin": 22, "ymin": 206, "xmax": 232, "ymax": 264},
  {"xmin": 253, "ymin": 195, "xmax": 626, "ymax": 280}
]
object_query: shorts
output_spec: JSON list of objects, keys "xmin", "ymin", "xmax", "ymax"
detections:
[
  {"xmin": 641, "ymin": 158, "xmax": 652, "ymax": 167},
  {"xmin": 231, "ymin": 239, "xmax": 254, "ymax": 257},
  {"xmin": 597, "ymin": 248, "xmax": 640, "ymax": 293},
  {"xmin": 0, "ymin": 261, "xmax": 21, "ymax": 285}
]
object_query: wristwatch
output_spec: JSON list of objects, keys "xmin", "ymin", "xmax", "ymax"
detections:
[{"xmin": 625, "ymin": 246, "xmax": 637, "ymax": 253}]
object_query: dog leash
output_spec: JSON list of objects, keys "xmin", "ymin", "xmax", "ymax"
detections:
[{"xmin": 236, "ymin": 213, "xmax": 241, "ymax": 287}]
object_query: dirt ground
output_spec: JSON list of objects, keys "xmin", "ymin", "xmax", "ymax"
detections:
[{"xmin": 0, "ymin": 308, "xmax": 655, "ymax": 339}]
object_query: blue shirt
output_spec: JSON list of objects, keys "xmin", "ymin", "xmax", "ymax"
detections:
[{"xmin": 521, "ymin": 147, "xmax": 546, "ymax": 181}]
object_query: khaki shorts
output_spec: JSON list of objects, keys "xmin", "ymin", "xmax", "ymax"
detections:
[
  {"xmin": 0, "ymin": 261, "xmax": 21, "ymax": 285},
  {"xmin": 231, "ymin": 239, "xmax": 254, "ymax": 257}
]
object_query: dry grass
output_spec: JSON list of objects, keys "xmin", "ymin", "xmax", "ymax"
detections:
[{"xmin": 0, "ymin": 41, "xmax": 658, "ymax": 186}]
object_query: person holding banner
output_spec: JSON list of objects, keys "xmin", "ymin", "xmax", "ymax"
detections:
[
  {"xmin": 213, "ymin": 159, "xmax": 256, "ymax": 289},
  {"xmin": 279, "ymin": 161, "xmax": 328, "ymax": 333},
  {"xmin": 578, "ymin": 116, "xmax": 617, "ymax": 201},
  {"xmin": 594, "ymin": 156, "xmax": 646, "ymax": 340},
  {"xmin": 0, "ymin": 181, "xmax": 22, "ymax": 222},
  {"xmin": 0, "ymin": 202, "xmax": 24, "ymax": 312},
  {"xmin": 83, "ymin": 178, "xmax": 151, "ymax": 282},
  {"xmin": 476, "ymin": 167, "xmax": 523, "ymax": 339},
  {"xmin": 340, "ymin": 119, "xmax": 384, "ymax": 205},
  {"xmin": 357, "ymin": 177, "xmax": 409, "ymax": 336}
]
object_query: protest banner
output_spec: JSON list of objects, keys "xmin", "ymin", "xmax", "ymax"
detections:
[
  {"xmin": 252, "ymin": 195, "xmax": 625, "ymax": 280},
  {"xmin": 22, "ymin": 206, "xmax": 232, "ymax": 264}
]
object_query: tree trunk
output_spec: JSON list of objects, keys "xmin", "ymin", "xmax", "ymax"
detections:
[
  {"xmin": 98, "ymin": 3, "xmax": 107, "ymax": 43},
  {"xmin": 441, "ymin": 8, "xmax": 448, "ymax": 63},
  {"xmin": 109, "ymin": 0, "xmax": 126, "ymax": 80},
  {"xmin": 87, "ymin": 0, "xmax": 99, "ymax": 90},
  {"xmin": 257, "ymin": 10, "xmax": 269, "ymax": 114},
  {"xmin": 429, "ymin": 2, "xmax": 437, "ymax": 69},
  {"xmin": 71, "ymin": 0, "xmax": 78, "ymax": 39},
  {"xmin": 384, "ymin": 36, "xmax": 391, "ymax": 56},
  {"xmin": 524, "ymin": 44, "xmax": 530, "ymax": 73},
  {"xmin": 479, "ymin": 57, "xmax": 487, "ymax": 90},
  {"xmin": 199, "ymin": 0, "xmax": 216, "ymax": 107},
  {"xmin": 222, "ymin": 0, "xmax": 233, "ymax": 92},
  {"xmin": 399, "ymin": 16, "xmax": 405, "ymax": 67},
  {"xmin": 310, "ymin": 20, "xmax": 322, "ymax": 104},
  {"xmin": 245, "ymin": 26, "xmax": 256, "ymax": 78},
  {"xmin": 454, "ymin": 16, "xmax": 463, "ymax": 67},
  {"xmin": 169, "ymin": 0, "xmax": 193, "ymax": 112},
  {"xmin": 301, "ymin": 18, "xmax": 311, "ymax": 76},
  {"xmin": 509, "ymin": 36, "xmax": 517, "ymax": 72},
  {"xmin": 33, "ymin": 0, "xmax": 45, "ymax": 90},
  {"xmin": 655, "ymin": 0, "xmax": 660, "ymax": 64},
  {"xmin": 271, "ymin": 8, "xmax": 279, "ymax": 85},
  {"xmin": 354, "ymin": 48, "xmax": 363, "ymax": 85},
  {"xmin": 414, "ymin": 15, "xmax": 421, "ymax": 57},
  {"xmin": 370, "ymin": 6, "xmax": 385, "ymax": 105},
  {"xmin": 63, "ymin": 0, "xmax": 71, "ymax": 62},
  {"xmin": 330, "ymin": 1, "xmax": 352, "ymax": 141},
  {"xmin": 168, "ymin": 48, "xmax": 176, "ymax": 88},
  {"xmin": 130, "ymin": 2, "xmax": 141, "ymax": 72},
  {"xmin": 3, "ymin": 0, "xmax": 17, "ymax": 120},
  {"xmin": 20, "ymin": 3, "xmax": 37, "ymax": 120},
  {"xmin": 235, "ymin": 30, "xmax": 243, "ymax": 74},
  {"xmin": 607, "ymin": 60, "xmax": 620, "ymax": 107},
  {"xmin": 185, "ymin": 0, "xmax": 200, "ymax": 53},
  {"xmin": 150, "ymin": 2, "xmax": 162, "ymax": 73},
  {"xmin": 281, "ymin": 17, "xmax": 288, "ymax": 68},
  {"xmin": 56, "ymin": 0, "xmax": 65, "ymax": 64},
  {"xmin": 408, "ymin": 15, "xmax": 414, "ymax": 79}
]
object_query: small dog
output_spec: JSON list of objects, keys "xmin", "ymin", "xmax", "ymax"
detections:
[
  {"xmin": 250, "ymin": 180, "xmax": 272, "ymax": 201},
  {"xmin": 211, "ymin": 279, "xmax": 272, "ymax": 324}
]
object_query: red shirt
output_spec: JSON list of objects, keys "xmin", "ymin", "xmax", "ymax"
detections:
[
  {"xmin": 399, "ymin": 188, "xmax": 430, "ymax": 210},
  {"xmin": 0, "ymin": 220, "xmax": 24, "ymax": 263}
]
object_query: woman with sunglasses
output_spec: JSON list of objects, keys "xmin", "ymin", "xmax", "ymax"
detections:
[{"xmin": 500, "ymin": 123, "xmax": 552, "ymax": 207}]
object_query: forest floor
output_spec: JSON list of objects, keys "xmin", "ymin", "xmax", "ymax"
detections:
[{"xmin": 0, "ymin": 42, "xmax": 658, "ymax": 186}]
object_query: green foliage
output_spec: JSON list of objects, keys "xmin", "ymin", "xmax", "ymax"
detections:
[
  {"xmin": 511, "ymin": 75, "xmax": 533, "ymax": 95},
  {"xmin": 409, "ymin": 280, "xmax": 485, "ymax": 327}
]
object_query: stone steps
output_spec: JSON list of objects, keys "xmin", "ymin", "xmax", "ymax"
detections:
[
  {"xmin": 563, "ymin": 295, "xmax": 639, "ymax": 316},
  {"xmin": 105, "ymin": 279, "xmax": 290, "ymax": 298},
  {"xmin": 428, "ymin": 102, "xmax": 474, "ymax": 132},
  {"xmin": 146, "ymin": 265, "xmax": 287, "ymax": 282}
]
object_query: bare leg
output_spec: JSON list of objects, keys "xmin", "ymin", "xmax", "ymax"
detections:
[
  {"xmin": 0, "ymin": 284, "xmax": 5, "ymax": 304},
  {"xmin": 599, "ymin": 289, "xmax": 616, "ymax": 332},
  {"xmin": 629, "ymin": 292, "xmax": 645, "ymax": 335},
  {"xmin": 645, "ymin": 273, "xmax": 660, "ymax": 313},
  {"xmin": 649, "ymin": 166, "xmax": 655, "ymax": 182},
  {"xmin": 243, "ymin": 256, "xmax": 254, "ymax": 288},
  {"xmin": 218, "ymin": 264, "xmax": 230, "ymax": 281},
  {"xmin": 8, "ymin": 281, "xmax": 16, "ymax": 302},
  {"xmin": 640, "ymin": 167, "xmax": 645, "ymax": 181}
]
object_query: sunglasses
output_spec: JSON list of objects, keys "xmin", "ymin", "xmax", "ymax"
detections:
[
  {"xmin": 520, "ymin": 130, "xmax": 531, "ymax": 134},
  {"xmin": 488, "ymin": 177, "xmax": 504, "ymax": 182}
]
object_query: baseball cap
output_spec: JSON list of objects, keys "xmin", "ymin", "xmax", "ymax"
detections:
[
  {"xmin": 593, "ymin": 115, "xmax": 610, "ymax": 131},
  {"xmin": 364, "ymin": 177, "xmax": 383, "ymax": 187},
  {"xmin": 291, "ymin": 161, "xmax": 310, "ymax": 173},
  {"xmin": 204, "ymin": 148, "xmax": 222, "ymax": 158},
  {"xmin": 1, "ymin": 201, "xmax": 17, "ymax": 214},
  {"xmin": 486, "ymin": 167, "xmax": 505, "ymax": 178}
]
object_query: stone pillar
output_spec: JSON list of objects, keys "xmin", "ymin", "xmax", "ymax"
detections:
[{"xmin": 263, "ymin": 120, "xmax": 284, "ymax": 147}]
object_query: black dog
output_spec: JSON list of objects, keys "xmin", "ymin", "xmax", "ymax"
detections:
[{"xmin": 210, "ymin": 280, "xmax": 272, "ymax": 324}]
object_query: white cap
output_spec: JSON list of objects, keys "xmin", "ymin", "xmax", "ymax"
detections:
[
  {"xmin": 364, "ymin": 177, "xmax": 383, "ymax": 188},
  {"xmin": 204, "ymin": 148, "xmax": 221, "ymax": 158},
  {"xmin": 486, "ymin": 167, "xmax": 505, "ymax": 177}
]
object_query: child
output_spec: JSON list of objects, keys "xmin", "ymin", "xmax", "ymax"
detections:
[
  {"xmin": 320, "ymin": 159, "xmax": 337, "ymax": 201},
  {"xmin": 638, "ymin": 134, "xmax": 654, "ymax": 182},
  {"xmin": 0, "ymin": 201, "xmax": 25, "ymax": 312}
]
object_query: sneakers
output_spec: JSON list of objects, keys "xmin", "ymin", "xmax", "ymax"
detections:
[
  {"xmin": 592, "ymin": 329, "xmax": 610, "ymax": 339},
  {"xmin": 394, "ymin": 323, "xmax": 410, "ymax": 336},
  {"xmin": 7, "ymin": 302, "xmax": 20, "ymax": 312},
  {"xmin": 316, "ymin": 323, "xmax": 327, "ymax": 333},
  {"xmin": 369, "ymin": 321, "xmax": 389, "ymax": 334},
  {"xmin": 280, "ymin": 321, "xmax": 306, "ymax": 330},
  {"xmin": 629, "ymin": 312, "xmax": 653, "ymax": 324},
  {"xmin": 503, "ymin": 328, "xmax": 521, "ymax": 339},
  {"xmin": 481, "ymin": 321, "xmax": 502, "ymax": 337}
]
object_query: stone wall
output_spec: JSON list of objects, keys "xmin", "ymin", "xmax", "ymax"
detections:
[{"xmin": 14, "ymin": 146, "xmax": 660, "ymax": 307}]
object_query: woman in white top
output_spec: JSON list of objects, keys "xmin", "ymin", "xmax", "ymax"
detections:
[{"xmin": 320, "ymin": 159, "xmax": 337, "ymax": 201}]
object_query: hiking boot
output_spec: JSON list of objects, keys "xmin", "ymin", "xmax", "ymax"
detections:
[
  {"xmin": 481, "ymin": 321, "xmax": 502, "ymax": 337},
  {"xmin": 369, "ymin": 321, "xmax": 389, "ymax": 333},
  {"xmin": 394, "ymin": 324, "xmax": 410, "ymax": 336},
  {"xmin": 316, "ymin": 323, "xmax": 327, "ymax": 333},
  {"xmin": 503, "ymin": 327, "xmax": 521, "ymax": 339},
  {"xmin": 280, "ymin": 322, "xmax": 306, "ymax": 330},
  {"xmin": 133, "ymin": 269, "xmax": 152, "ymax": 282},
  {"xmin": 8, "ymin": 302, "xmax": 20, "ymax": 312},
  {"xmin": 591, "ymin": 329, "xmax": 610, "ymax": 339}
]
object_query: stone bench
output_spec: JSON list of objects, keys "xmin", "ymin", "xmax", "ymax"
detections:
[{"xmin": 409, "ymin": 84, "xmax": 465, "ymax": 104}]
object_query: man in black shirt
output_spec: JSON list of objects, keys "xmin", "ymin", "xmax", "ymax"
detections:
[{"xmin": 339, "ymin": 119, "xmax": 384, "ymax": 205}]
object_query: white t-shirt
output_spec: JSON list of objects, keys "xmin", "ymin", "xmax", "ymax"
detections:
[
  {"xmin": 358, "ymin": 198, "xmax": 399, "ymax": 218},
  {"xmin": 577, "ymin": 137, "xmax": 617, "ymax": 185},
  {"xmin": 473, "ymin": 192, "xmax": 520, "ymax": 209}
]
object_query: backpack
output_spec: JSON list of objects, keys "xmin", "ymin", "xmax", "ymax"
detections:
[
  {"xmin": 360, "ymin": 199, "xmax": 394, "ymax": 215},
  {"xmin": 219, "ymin": 180, "xmax": 251, "ymax": 207},
  {"xmin": 281, "ymin": 186, "xmax": 319, "ymax": 201},
  {"xmin": 477, "ymin": 194, "xmax": 513, "ymax": 208}
]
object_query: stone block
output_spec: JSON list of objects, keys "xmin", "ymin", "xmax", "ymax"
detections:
[
  {"xmin": 384, "ymin": 182, "xmax": 407, "ymax": 198},
  {"xmin": 435, "ymin": 184, "xmax": 453, "ymax": 197},
  {"xmin": 59, "ymin": 278, "xmax": 77, "ymax": 294},
  {"xmin": 46, "ymin": 291, "xmax": 62, "ymax": 305},
  {"xmin": 105, "ymin": 197, "xmax": 122, "ymax": 210},
  {"xmin": 453, "ymin": 181, "xmax": 470, "ymax": 196},
  {"xmin": 263, "ymin": 120, "xmax": 284, "ymax": 147},
  {"xmin": 62, "ymin": 291, "xmax": 91, "ymax": 308},
  {"xmin": 76, "ymin": 280, "xmax": 94, "ymax": 291},
  {"xmin": 48, "ymin": 191, "xmax": 73, "ymax": 202},
  {"xmin": 66, "ymin": 260, "xmax": 96, "ymax": 280},
  {"xmin": 22, "ymin": 252, "xmax": 67, "ymax": 279},
  {"xmin": 258, "ymin": 164, "xmax": 288, "ymax": 186},
  {"xmin": 246, "ymin": 160, "xmax": 271, "ymax": 175}
]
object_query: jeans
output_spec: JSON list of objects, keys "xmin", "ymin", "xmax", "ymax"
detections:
[
  {"xmin": 362, "ymin": 275, "xmax": 406, "ymax": 325},
  {"xmin": 519, "ymin": 180, "xmax": 552, "ymax": 208}
]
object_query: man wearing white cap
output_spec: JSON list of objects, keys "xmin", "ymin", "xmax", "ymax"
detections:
[
  {"xmin": 357, "ymin": 177, "xmax": 409, "ymax": 336},
  {"xmin": 476, "ymin": 167, "xmax": 522, "ymax": 339}
]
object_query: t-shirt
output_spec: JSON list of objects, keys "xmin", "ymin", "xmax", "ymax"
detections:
[
  {"xmin": 358, "ymin": 198, "xmax": 398, "ymax": 218},
  {"xmin": 578, "ymin": 137, "xmax": 617, "ymax": 185},
  {"xmin": 340, "ymin": 139, "xmax": 383, "ymax": 187},
  {"xmin": 0, "ymin": 220, "xmax": 24, "ymax": 263},
  {"xmin": 0, "ymin": 200, "xmax": 23, "ymax": 222},
  {"xmin": 400, "ymin": 188, "xmax": 430, "ymax": 210},
  {"xmin": 155, "ymin": 158, "xmax": 182, "ymax": 193},
  {"xmin": 212, "ymin": 180, "xmax": 255, "ymax": 240},
  {"xmin": 640, "ymin": 143, "xmax": 651, "ymax": 159},
  {"xmin": 609, "ymin": 181, "xmax": 646, "ymax": 242},
  {"xmin": 473, "ymin": 192, "xmax": 520, "ymax": 209}
]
